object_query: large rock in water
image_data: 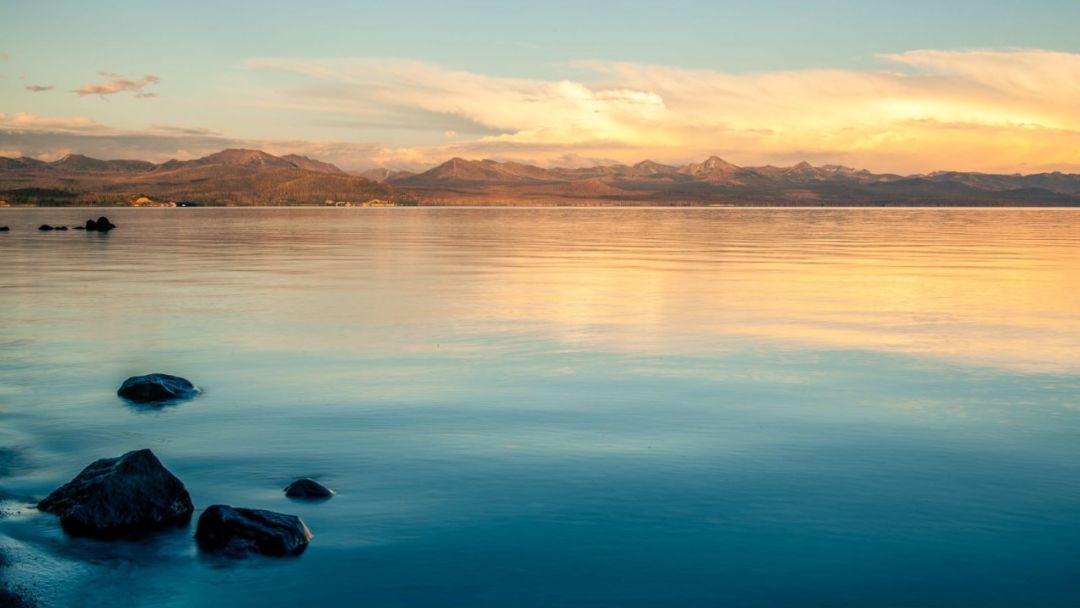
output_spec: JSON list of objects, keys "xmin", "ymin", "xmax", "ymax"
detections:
[
  {"xmin": 117, "ymin": 373, "xmax": 199, "ymax": 403},
  {"xmin": 195, "ymin": 505, "xmax": 312, "ymax": 557},
  {"xmin": 38, "ymin": 449, "xmax": 194, "ymax": 537},
  {"xmin": 86, "ymin": 216, "xmax": 116, "ymax": 232},
  {"xmin": 284, "ymin": 478, "xmax": 334, "ymax": 499}
]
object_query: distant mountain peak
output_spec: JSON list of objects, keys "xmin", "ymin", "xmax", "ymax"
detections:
[
  {"xmin": 399, "ymin": 157, "xmax": 559, "ymax": 186},
  {"xmin": 48, "ymin": 153, "xmax": 154, "ymax": 173},
  {"xmin": 280, "ymin": 154, "xmax": 346, "ymax": 175},
  {"xmin": 702, "ymin": 155, "xmax": 737, "ymax": 168},
  {"xmin": 196, "ymin": 149, "xmax": 292, "ymax": 168},
  {"xmin": 681, "ymin": 155, "xmax": 741, "ymax": 179},
  {"xmin": 627, "ymin": 160, "xmax": 678, "ymax": 176}
]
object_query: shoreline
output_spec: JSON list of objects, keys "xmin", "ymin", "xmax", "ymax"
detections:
[
  {"xmin": 3, "ymin": 203, "xmax": 1080, "ymax": 210},
  {"xmin": 0, "ymin": 481, "xmax": 35, "ymax": 608}
]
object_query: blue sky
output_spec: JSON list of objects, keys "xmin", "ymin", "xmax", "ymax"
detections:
[{"xmin": 2, "ymin": 1, "xmax": 1080, "ymax": 171}]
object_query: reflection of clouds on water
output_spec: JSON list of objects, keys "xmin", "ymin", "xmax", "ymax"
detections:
[
  {"xmin": 425, "ymin": 209, "xmax": 1080, "ymax": 374},
  {"xmin": 2, "ymin": 208, "xmax": 1080, "ymax": 606},
  {"xmin": 5, "ymin": 207, "xmax": 1077, "ymax": 374}
]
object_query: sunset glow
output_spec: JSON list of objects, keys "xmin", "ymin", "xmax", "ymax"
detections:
[{"xmin": 3, "ymin": 2, "xmax": 1080, "ymax": 173}]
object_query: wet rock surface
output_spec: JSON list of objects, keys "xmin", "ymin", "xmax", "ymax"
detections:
[
  {"xmin": 284, "ymin": 478, "xmax": 334, "ymax": 499},
  {"xmin": 195, "ymin": 505, "xmax": 312, "ymax": 557},
  {"xmin": 37, "ymin": 449, "xmax": 194, "ymax": 537},
  {"xmin": 117, "ymin": 373, "xmax": 199, "ymax": 403}
]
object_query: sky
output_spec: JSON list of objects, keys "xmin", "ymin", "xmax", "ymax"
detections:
[{"xmin": 2, "ymin": 0, "xmax": 1080, "ymax": 173}]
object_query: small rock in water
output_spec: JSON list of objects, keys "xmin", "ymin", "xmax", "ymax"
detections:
[
  {"xmin": 54, "ymin": 225, "xmax": 68, "ymax": 231},
  {"xmin": 0, "ymin": 226, "xmax": 10, "ymax": 231},
  {"xmin": 37, "ymin": 448, "xmax": 194, "ymax": 537},
  {"xmin": 117, "ymin": 373, "xmax": 199, "ymax": 403},
  {"xmin": 86, "ymin": 216, "xmax": 116, "ymax": 232},
  {"xmin": 38, "ymin": 224, "xmax": 54, "ymax": 231},
  {"xmin": 284, "ymin": 478, "xmax": 334, "ymax": 499},
  {"xmin": 195, "ymin": 505, "xmax": 312, "ymax": 557}
]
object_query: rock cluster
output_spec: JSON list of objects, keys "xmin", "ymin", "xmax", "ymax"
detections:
[
  {"xmin": 35, "ymin": 373, "xmax": 327, "ymax": 557},
  {"xmin": 33, "ymin": 216, "xmax": 116, "ymax": 232}
]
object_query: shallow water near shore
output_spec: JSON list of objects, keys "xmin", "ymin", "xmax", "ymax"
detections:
[{"xmin": 1, "ymin": 207, "xmax": 1080, "ymax": 607}]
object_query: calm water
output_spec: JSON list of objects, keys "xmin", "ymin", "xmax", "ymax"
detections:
[{"xmin": 1, "ymin": 208, "xmax": 1079, "ymax": 607}]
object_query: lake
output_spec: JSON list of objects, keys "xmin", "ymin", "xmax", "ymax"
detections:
[{"xmin": 1, "ymin": 207, "xmax": 1079, "ymax": 607}]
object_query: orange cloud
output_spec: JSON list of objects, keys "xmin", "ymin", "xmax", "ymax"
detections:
[
  {"xmin": 75, "ymin": 71, "xmax": 160, "ymax": 97},
  {"xmin": 244, "ymin": 49, "xmax": 1080, "ymax": 172}
]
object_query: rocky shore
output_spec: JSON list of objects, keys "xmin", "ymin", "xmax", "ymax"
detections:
[{"xmin": 1, "ymin": 372, "xmax": 333, "ymax": 606}]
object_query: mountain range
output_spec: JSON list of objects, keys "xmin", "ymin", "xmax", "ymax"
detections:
[
  {"xmin": 2, "ymin": 149, "xmax": 1079, "ymax": 206},
  {"xmin": 0, "ymin": 149, "xmax": 390, "ymax": 206}
]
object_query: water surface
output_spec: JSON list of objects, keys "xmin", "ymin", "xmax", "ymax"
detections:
[{"xmin": 1, "ymin": 208, "xmax": 1079, "ymax": 607}]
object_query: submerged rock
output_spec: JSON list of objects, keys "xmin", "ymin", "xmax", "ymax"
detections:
[
  {"xmin": 284, "ymin": 478, "xmax": 334, "ymax": 499},
  {"xmin": 117, "ymin": 373, "xmax": 199, "ymax": 403},
  {"xmin": 54, "ymin": 226, "xmax": 68, "ymax": 231},
  {"xmin": 86, "ymin": 216, "xmax": 116, "ymax": 232},
  {"xmin": 38, "ymin": 449, "xmax": 194, "ymax": 537},
  {"xmin": 38, "ymin": 224, "xmax": 54, "ymax": 231},
  {"xmin": 195, "ymin": 505, "xmax": 312, "ymax": 557}
]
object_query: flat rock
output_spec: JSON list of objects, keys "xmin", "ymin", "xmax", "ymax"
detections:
[
  {"xmin": 117, "ymin": 373, "xmax": 199, "ymax": 403},
  {"xmin": 38, "ymin": 224, "xmax": 54, "ymax": 231},
  {"xmin": 38, "ymin": 449, "xmax": 194, "ymax": 537},
  {"xmin": 195, "ymin": 505, "xmax": 312, "ymax": 557},
  {"xmin": 284, "ymin": 478, "xmax": 334, "ymax": 499}
]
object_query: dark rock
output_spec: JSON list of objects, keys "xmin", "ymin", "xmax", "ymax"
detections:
[
  {"xmin": 0, "ymin": 585, "xmax": 36, "ymax": 608},
  {"xmin": 37, "ymin": 449, "xmax": 194, "ymax": 537},
  {"xmin": 54, "ymin": 226, "xmax": 68, "ymax": 231},
  {"xmin": 195, "ymin": 505, "xmax": 312, "ymax": 557},
  {"xmin": 38, "ymin": 224, "xmax": 54, "ymax": 231},
  {"xmin": 284, "ymin": 478, "xmax": 334, "ymax": 499},
  {"xmin": 0, "ymin": 226, "xmax": 9, "ymax": 232},
  {"xmin": 90, "ymin": 216, "xmax": 116, "ymax": 231},
  {"xmin": 117, "ymin": 373, "xmax": 199, "ymax": 403},
  {"xmin": 85, "ymin": 217, "xmax": 115, "ymax": 231},
  {"xmin": 73, "ymin": 225, "xmax": 85, "ymax": 230}
]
